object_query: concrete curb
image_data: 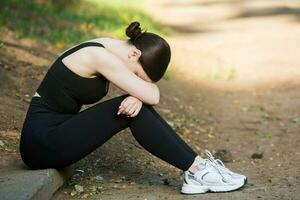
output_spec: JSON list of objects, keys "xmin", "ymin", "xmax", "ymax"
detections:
[{"xmin": 0, "ymin": 154, "xmax": 75, "ymax": 200}]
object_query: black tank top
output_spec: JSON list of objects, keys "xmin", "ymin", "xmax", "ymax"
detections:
[{"xmin": 36, "ymin": 42, "xmax": 109, "ymax": 114}]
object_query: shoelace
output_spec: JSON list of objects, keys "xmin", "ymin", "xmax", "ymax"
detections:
[
  {"xmin": 215, "ymin": 159, "xmax": 234, "ymax": 175},
  {"xmin": 203, "ymin": 150, "xmax": 231, "ymax": 180},
  {"xmin": 205, "ymin": 150, "xmax": 237, "ymax": 176}
]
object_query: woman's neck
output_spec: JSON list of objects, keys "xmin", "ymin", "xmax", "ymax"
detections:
[
  {"xmin": 91, "ymin": 37, "xmax": 130, "ymax": 58},
  {"xmin": 96, "ymin": 37, "xmax": 136, "ymax": 71}
]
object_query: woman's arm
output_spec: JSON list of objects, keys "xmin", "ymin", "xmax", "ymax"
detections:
[{"xmin": 87, "ymin": 47, "xmax": 160, "ymax": 105}]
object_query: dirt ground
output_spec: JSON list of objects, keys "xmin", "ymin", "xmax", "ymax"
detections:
[{"xmin": 0, "ymin": 0, "xmax": 299, "ymax": 199}]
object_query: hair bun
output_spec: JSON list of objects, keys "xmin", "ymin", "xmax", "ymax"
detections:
[{"xmin": 126, "ymin": 21, "xmax": 142, "ymax": 40}]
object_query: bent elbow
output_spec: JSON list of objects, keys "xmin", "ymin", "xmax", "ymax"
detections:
[
  {"xmin": 144, "ymin": 92, "xmax": 159, "ymax": 105},
  {"xmin": 144, "ymin": 83, "xmax": 160, "ymax": 105},
  {"xmin": 154, "ymin": 86, "xmax": 160, "ymax": 105},
  {"xmin": 144, "ymin": 96, "xmax": 159, "ymax": 105},
  {"xmin": 152, "ymin": 97, "xmax": 159, "ymax": 105},
  {"xmin": 152, "ymin": 91, "xmax": 160, "ymax": 105}
]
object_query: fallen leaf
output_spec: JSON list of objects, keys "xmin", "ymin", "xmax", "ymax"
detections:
[
  {"xmin": 292, "ymin": 117, "xmax": 300, "ymax": 124},
  {"xmin": 55, "ymin": 42, "xmax": 64, "ymax": 49},
  {"xmin": 174, "ymin": 97, "xmax": 179, "ymax": 102},
  {"xmin": 159, "ymin": 108, "xmax": 171, "ymax": 113},
  {"xmin": 74, "ymin": 185, "xmax": 84, "ymax": 193},
  {"xmin": 241, "ymin": 107, "xmax": 249, "ymax": 112},
  {"xmin": 198, "ymin": 128, "xmax": 207, "ymax": 133},
  {"xmin": 70, "ymin": 190, "xmax": 77, "ymax": 196},
  {"xmin": 194, "ymin": 145, "xmax": 201, "ymax": 151}
]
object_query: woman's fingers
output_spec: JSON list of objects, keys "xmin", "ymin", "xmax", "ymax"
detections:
[
  {"xmin": 118, "ymin": 100, "xmax": 135, "ymax": 115},
  {"xmin": 120, "ymin": 98, "xmax": 129, "ymax": 109},
  {"xmin": 118, "ymin": 98, "xmax": 130, "ymax": 114},
  {"xmin": 118, "ymin": 96, "xmax": 143, "ymax": 117},
  {"xmin": 127, "ymin": 103, "xmax": 137, "ymax": 116},
  {"xmin": 129, "ymin": 102, "xmax": 142, "ymax": 117},
  {"xmin": 130, "ymin": 107, "xmax": 140, "ymax": 117},
  {"xmin": 124, "ymin": 102, "xmax": 136, "ymax": 115}
]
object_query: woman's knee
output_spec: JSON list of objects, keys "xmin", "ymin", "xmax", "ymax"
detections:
[{"xmin": 135, "ymin": 103, "xmax": 154, "ymax": 117}]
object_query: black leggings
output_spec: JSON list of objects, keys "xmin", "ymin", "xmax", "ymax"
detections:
[{"xmin": 20, "ymin": 94, "xmax": 198, "ymax": 171}]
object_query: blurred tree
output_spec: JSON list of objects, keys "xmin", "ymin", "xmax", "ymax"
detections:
[
  {"xmin": 35, "ymin": 0, "xmax": 76, "ymax": 7},
  {"xmin": 50, "ymin": 0, "xmax": 77, "ymax": 6}
]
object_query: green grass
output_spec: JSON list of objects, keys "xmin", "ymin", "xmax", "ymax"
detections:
[
  {"xmin": 162, "ymin": 67, "xmax": 175, "ymax": 81},
  {"xmin": 0, "ymin": 0, "xmax": 168, "ymax": 46},
  {"xmin": 0, "ymin": 42, "xmax": 5, "ymax": 49},
  {"xmin": 0, "ymin": 139, "xmax": 4, "ymax": 150},
  {"xmin": 0, "ymin": 137, "xmax": 20, "ymax": 152},
  {"xmin": 207, "ymin": 68, "xmax": 236, "ymax": 81},
  {"xmin": 0, "ymin": 0, "xmax": 173, "ymax": 80}
]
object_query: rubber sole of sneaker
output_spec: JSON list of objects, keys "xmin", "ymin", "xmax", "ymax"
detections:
[
  {"xmin": 181, "ymin": 184, "xmax": 209, "ymax": 194},
  {"xmin": 181, "ymin": 179, "xmax": 246, "ymax": 195}
]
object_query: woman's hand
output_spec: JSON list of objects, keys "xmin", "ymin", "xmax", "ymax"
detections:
[{"xmin": 117, "ymin": 96, "xmax": 143, "ymax": 117}]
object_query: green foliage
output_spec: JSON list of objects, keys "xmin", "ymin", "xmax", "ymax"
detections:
[
  {"xmin": 0, "ymin": 139, "xmax": 4, "ymax": 149},
  {"xmin": 0, "ymin": 0, "xmax": 167, "ymax": 46},
  {"xmin": 207, "ymin": 68, "xmax": 236, "ymax": 81},
  {"xmin": 0, "ymin": 42, "xmax": 6, "ymax": 49},
  {"xmin": 162, "ymin": 67, "xmax": 174, "ymax": 80},
  {"xmin": 292, "ymin": 117, "xmax": 300, "ymax": 124}
]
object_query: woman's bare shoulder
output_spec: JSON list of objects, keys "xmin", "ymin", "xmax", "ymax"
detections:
[
  {"xmin": 85, "ymin": 37, "xmax": 113, "ymax": 48},
  {"xmin": 61, "ymin": 37, "xmax": 112, "ymax": 54}
]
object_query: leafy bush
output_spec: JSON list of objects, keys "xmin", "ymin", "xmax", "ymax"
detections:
[{"xmin": 0, "ymin": 0, "xmax": 167, "ymax": 45}]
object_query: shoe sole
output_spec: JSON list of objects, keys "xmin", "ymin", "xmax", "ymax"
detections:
[
  {"xmin": 181, "ymin": 179, "xmax": 246, "ymax": 195},
  {"xmin": 181, "ymin": 184, "xmax": 209, "ymax": 194}
]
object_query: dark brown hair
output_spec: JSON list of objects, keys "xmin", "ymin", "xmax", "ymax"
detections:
[{"xmin": 126, "ymin": 21, "xmax": 171, "ymax": 82}]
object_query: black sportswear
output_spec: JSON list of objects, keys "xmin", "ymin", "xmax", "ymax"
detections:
[
  {"xmin": 36, "ymin": 42, "xmax": 109, "ymax": 114},
  {"xmin": 19, "ymin": 41, "xmax": 198, "ymax": 171}
]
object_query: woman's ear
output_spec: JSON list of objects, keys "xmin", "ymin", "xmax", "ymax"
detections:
[{"xmin": 128, "ymin": 47, "xmax": 142, "ymax": 61}]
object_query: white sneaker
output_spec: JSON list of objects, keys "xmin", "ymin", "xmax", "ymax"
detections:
[
  {"xmin": 181, "ymin": 153, "xmax": 245, "ymax": 194},
  {"xmin": 203, "ymin": 150, "xmax": 247, "ymax": 182}
]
